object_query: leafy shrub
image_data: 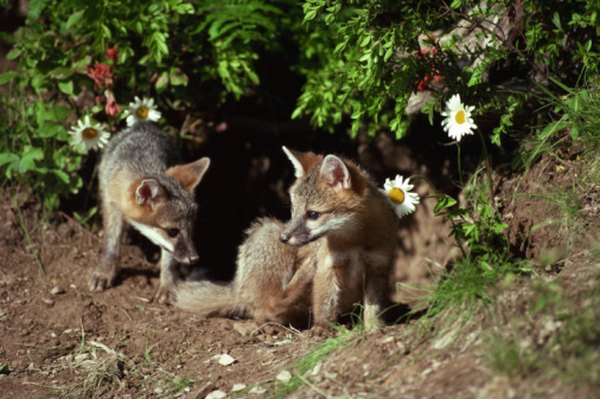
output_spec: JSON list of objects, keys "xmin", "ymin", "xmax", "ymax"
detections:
[
  {"xmin": 1, "ymin": 0, "xmax": 598, "ymax": 214},
  {"xmin": 0, "ymin": 0, "xmax": 295, "ymax": 211},
  {"xmin": 293, "ymin": 0, "xmax": 600, "ymax": 142}
]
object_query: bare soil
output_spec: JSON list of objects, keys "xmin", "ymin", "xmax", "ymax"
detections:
[{"xmin": 0, "ymin": 143, "xmax": 598, "ymax": 399}]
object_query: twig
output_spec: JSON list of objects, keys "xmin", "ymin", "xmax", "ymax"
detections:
[
  {"xmin": 13, "ymin": 196, "xmax": 45, "ymax": 275},
  {"xmin": 295, "ymin": 372, "xmax": 330, "ymax": 398}
]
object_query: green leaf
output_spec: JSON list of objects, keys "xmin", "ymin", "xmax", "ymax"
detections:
[
  {"xmin": 6, "ymin": 47, "xmax": 21, "ymax": 60},
  {"xmin": 305, "ymin": 9, "xmax": 317, "ymax": 21},
  {"xmin": 0, "ymin": 152, "xmax": 19, "ymax": 167},
  {"xmin": 37, "ymin": 123, "xmax": 65, "ymax": 138},
  {"xmin": 58, "ymin": 81, "xmax": 74, "ymax": 96},
  {"xmin": 493, "ymin": 223, "xmax": 508, "ymax": 234},
  {"xmin": 48, "ymin": 67, "xmax": 73, "ymax": 80},
  {"xmin": 0, "ymin": 71, "xmax": 16, "ymax": 85},
  {"xmin": 18, "ymin": 147, "xmax": 44, "ymax": 173},
  {"xmin": 434, "ymin": 195, "xmax": 458, "ymax": 214},
  {"xmin": 291, "ymin": 107, "xmax": 303, "ymax": 120},
  {"xmin": 450, "ymin": 0, "xmax": 463, "ymax": 9},
  {"xmin": 64, "ymin": 9, "xmax": 85, "ymax": 31},
  {"xmin": 552, "ymin": 12, "xmax": 562, "ymax": 30},
  {"xmin": 155, "ymin": 71, "xmax": 169, "ymax": 92},
  {"xmin": 28, "ymin": 0, "xmax": 48, "ymax": 21},
  {"xmin": 52, "ymin": 169, "xmax": 70, "ymax": 185},
  {"xmin": 169, "ymin": 68, "xmax": 189, "ymax": 86},
  {"xmin": 384, "ymin": 47, "xmax": 393, "ymax": 62}
]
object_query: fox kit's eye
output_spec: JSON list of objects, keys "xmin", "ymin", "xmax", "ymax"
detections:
[
  {"xmin": 306, "ymin": 210, "xmax": 320, "ymax": 220},
  {"xmin": 165, "ymin": 228, "xmax": 180, "ymax": 237}
]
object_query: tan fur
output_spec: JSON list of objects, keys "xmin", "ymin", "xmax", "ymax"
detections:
[
  {"xmin": 166, "ymin": 158, "xmax": 211, "ymax": 193},
  {"xmin": 90, "ymin": 122, "xmax": 210, "ymax": 303},
  {"xmin": 176, "ymin": 148, "xmax": 397, "ymax": 329}
]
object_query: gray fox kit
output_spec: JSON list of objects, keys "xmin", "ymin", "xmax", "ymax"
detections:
[
  {"xmin": 90, "ymin": 121, "xmax": 210, "ymax": 302},
  {"xmin": 176, "ymin": 146, "xmax": 397, "ymax": 329}
]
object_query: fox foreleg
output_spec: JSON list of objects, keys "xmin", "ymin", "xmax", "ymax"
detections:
[
  {"xmin": 90, "ymin": 206, "xmax": 124, "ymax": 291},
  {"xmin": 363, "ymin": 272, "xmax": 388, "ymax": 329},
  {"xmin": 155, "ymin": 250, "xmax": 178, "ymax": 304}
]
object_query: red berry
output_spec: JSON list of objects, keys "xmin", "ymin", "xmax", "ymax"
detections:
[{"xmin": 433, "ymin": 74, "xmax": 443, "ymax": 84}]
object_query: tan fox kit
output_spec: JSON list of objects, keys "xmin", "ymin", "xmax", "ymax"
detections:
[
  {"xmin": 176, "ymin": 146, "xmax": 397, "ymax": 328},
  {"xmin": 90, "ymin": 121, "xmax": 210, "ymax": 302}
]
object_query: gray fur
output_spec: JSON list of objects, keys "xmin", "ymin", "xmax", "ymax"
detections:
[{"xmin": 90, "ymin": 121, "xmax": 209, "ymax": 303}]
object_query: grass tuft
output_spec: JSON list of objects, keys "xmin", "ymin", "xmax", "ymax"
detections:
[
  {"xmin": 486, "ymin": 275, "xmax": 600, "ymax": 394},
  {"xmin": 271, "ymin": 326, "xmax": 356, "ymax": 399}
]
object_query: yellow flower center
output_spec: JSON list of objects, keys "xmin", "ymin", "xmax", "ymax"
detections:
[
  {"xmin": 82, "ymin": 127, "xmax": 98, "ymax": 140},
  {"xmin": 388, "ymin": 187, "xmax": 405, "ymax": 204},
  {"xmin": 136, "ymin": 106, "xmax": 149, "ymax": 119},
  {"xmin": 454, "ymin": 109, "xmax": 466, "ymax": 125}
]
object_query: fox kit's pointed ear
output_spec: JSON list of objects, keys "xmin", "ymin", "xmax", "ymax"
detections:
[
  {"xmin": 282, "ymin": 146, "xmax": 321, "ymax": 178},
  {"xmin": 282, "ymin": 146, "xmax": 305, "ymax": 178},
  {"xmin": 167, "ymin": 157, "xmax": 211, "ymax": 193},
  {"xmin": 320, "ymin": 155, "xmax": 351, "ymax": 190},
  {"xmin": 135, "ymin": 179, "xmax": 164, "ymax": 205}
]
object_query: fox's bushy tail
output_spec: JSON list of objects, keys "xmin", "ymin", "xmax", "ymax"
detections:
[{"xmin": 174, "ymin": 281, "xmax": 250, "ymax": 318}]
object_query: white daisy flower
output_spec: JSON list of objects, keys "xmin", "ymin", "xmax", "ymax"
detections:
[
  {"xmin": 68, "ymin": 115, "xmax": 110, "ymax": 151},
  {"xmin": 441, "ymin": 94, "xmax": 477, "ymax": 142},
  {"xmin": 382, "ymin": 175, "xmax": 420, "ymax": 218},
  {"xmin": 124, "ymin": 96, "xmax": 161, "ymax": 126}
]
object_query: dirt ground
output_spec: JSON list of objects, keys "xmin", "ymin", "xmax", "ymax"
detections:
[{"xmin": 1, "ymin": 142, "xmax": 598, "ymax": 398}]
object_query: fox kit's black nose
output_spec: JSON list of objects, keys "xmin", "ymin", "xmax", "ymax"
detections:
[{"xmin": 279, "ymin": 233, "xmax": 289, "ymax": 243}]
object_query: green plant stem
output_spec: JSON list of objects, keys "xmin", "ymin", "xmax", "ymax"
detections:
[
  {"xmin": 457, "ymin": 143, "xmax": 464, "ymax": 186},
  {"xmin": 478, "ymin": 129, "xmax": 495, "ymax": 205}
]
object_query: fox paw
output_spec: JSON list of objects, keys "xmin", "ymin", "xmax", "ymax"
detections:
[
  {"xmin": 89, "ymin": 272, "xmax": 114, "ymax": 292},
  {"xmin": 153, "ymin": 285, "xmax": 174, "ymax": 305}
]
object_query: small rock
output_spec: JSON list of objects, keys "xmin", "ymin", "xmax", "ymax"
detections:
[
  {"xmin": 154, "ymin": 387, "xmax": 164, "ymax": 394},
  {"xmin": 271, "ymin": 338, "xmax": 292, "ymax": 347},
  {"xmin": 218, "ymin": 354, "xmax": 236, "ymax": 366},
  {"xmin": 231, "ymin": 383, "xmax": 247, "ymax": 392},
  {"xmin": 69, "ymin": 284, "xmax": 77, "ymax": 290},
  {"xmin": 205, "ymin": 389, "xmax": 226, "ymax": 399},
  {"xmin": 41, "ymin": 298, "xmax": 54, "ymax": 307},
  {"xmin": 249, "ymin": 386, "xmax": 266, "ymax": 395},
  {"xmin": 310, "ymin": 362, "xmax": 322, "ymax": 376},
  {"xmin": 50, "ymin": 286, "xmax": 65, "ymax": 295},
  {"xmin": 276, "ymin": 370, "xmax": 292, "ymax": 383}
]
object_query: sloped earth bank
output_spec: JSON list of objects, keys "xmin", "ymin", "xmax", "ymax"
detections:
[{"xmin": 1, "ymin": 143, "xmax": 598, "ymax": 399}]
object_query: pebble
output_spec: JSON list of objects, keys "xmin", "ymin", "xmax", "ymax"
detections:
[
  {"xmin": 231, "ymin": 383, "xmax": 247, "ymax": 392},
  {"xmin": 276, "ymin": 370, "xmax": 292, "ymax": 383},
  {"xmin": 50, "ymin": 286, "xmax": 65, "ymax": 295},
  {"xmin": 218, "ymin": 354, "xmax": 236, "ymax": 366},
  {"xmin": 249, "ymin": 386, "xmax": 266, "ymax": 395},
  {"xmin": 205, "ymin": 389, "xmax": 226, "ymax": 399},
  {"xmin": 41, "ymin": 298, "xmax": 54, "ymax": 306}
]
